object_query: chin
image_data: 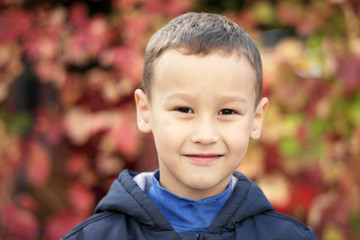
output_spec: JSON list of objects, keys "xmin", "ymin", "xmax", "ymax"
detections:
[{"xmin": 185, "ymin": 175, "xmax": 225, "ymax": 190}]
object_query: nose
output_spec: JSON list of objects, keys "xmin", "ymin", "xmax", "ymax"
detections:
[{"xmin": 191, "ymin": 117, "xmax": 219, "ymax": 145}]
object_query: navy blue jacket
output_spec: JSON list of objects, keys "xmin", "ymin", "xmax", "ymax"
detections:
[{"xmin": 61, "ymin": 170, "xmax": 317, "ymax": 240}]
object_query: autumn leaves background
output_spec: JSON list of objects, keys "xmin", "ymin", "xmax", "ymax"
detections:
[{"xmin": 0, "ymin": 0, "xmax": 359, "ymax": 239}]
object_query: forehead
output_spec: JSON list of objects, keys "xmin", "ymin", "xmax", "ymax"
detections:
[{"xmin": 151, "ymin": 49, "xmax": 257, "ymax": 103}]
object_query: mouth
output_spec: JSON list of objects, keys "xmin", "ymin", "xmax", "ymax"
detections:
[{"xmin": 183, "ymin": 153, "xmax": 224, "ymax": 165}]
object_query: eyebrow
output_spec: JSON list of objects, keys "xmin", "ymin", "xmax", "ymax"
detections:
[
  {"xmin": 165, "ymin": 93, "xmax": 248, "ymax": 103},
  {"xmin": 219, "ymin": 95, "xmax": 249, "ymax": 104},
  {"xmin": 165, "ymin": 93, "xmax": 194, "ymax": 101}
]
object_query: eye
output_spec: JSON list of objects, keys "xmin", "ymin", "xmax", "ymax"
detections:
[
  {"xmin": 219, "ymin": 109, "xmax": 237, "ymax": 115},
  {"xmin": 176, "ymin": 107, "xmax": 194, "ymax": 114}
]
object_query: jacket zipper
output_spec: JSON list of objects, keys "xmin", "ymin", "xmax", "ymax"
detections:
[
  {"xmin": 174, "ymin": 232, "xmax": 205, "ymax": 239},
  {"xmin": 197, "ymin": 234, "xmax": 204, "ymax": 240}
]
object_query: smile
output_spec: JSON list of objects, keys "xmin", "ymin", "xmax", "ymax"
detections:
[{"xmin": 184, "ymin": 154, "xmax": 224, "ymax": 165}]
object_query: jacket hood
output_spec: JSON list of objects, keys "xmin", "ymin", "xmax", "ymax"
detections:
[
  {"xmin": 94, "ymin": 170, "xmax": 274, "ymax": 233},
  {"xmin": 95, "ymin": 170, "xmax": 173, "ymax": 231},
  {"xmin": 206, "ymin": 172, "xmax": 274, "ymax": 233}
]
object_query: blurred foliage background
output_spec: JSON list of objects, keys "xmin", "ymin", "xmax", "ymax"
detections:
[{"xmin": 0, "ymin": 0, "xmax": 359, "ymax": 239}]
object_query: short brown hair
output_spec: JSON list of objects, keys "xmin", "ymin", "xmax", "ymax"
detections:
[{"xmin": 143, "ymin": 12, "xmax": 263, "ymax": 104}]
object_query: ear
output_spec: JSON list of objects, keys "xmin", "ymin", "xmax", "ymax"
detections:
[
  {"xmin": 134, "ymin": 89, "xmax": 152, "ymax": 133},
  {"xmin": 250, "ymin": 97, "xmax": 269, "ymax": 140}
]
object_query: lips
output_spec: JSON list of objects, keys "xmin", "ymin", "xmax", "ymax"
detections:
[{"xmin": 184, "ymin": 153, "xmax": 223, "ymax": 165}]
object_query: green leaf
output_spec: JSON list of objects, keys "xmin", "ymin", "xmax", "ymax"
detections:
[
  {"xmin": 252, "ymin": 1, "xmax": 275, "ymax": 25},
  {"xmin": 10, "ymin": 112, "xmax": 33, "ymax": 136},
  {"xmin": 323, "ymin": 224, "xmax": 345, "ymax": 240},
  {"xmin": 347, "ymin": 93, "xmax": 360, "ymax": 125},
  {"xmin": 279, "ymin": 136, "xmax": 301, "ymax": 157},
  {"xmin": 309, "ymin": 118, "xmax": 329, "ymax": 139}
]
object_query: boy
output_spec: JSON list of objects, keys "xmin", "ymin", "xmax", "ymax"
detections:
[{"xmin": 62, "ymin": 12, "xmax": 317, "ymax": 239}]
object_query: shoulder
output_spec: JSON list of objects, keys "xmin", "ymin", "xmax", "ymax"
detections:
[
  {"xmin": 231, "ymin": 172, "xmax": 317, "ymax": 239},
  {"xmin": 254, "ymin": 211, "xmax": 317, "ymax": 240},
  {"xmin": 61, "ymin": 212, "xmax": 131, "ymax": 240}
]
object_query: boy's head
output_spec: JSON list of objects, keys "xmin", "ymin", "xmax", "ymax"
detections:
[
  {"xmin": 143, "ymin": 12, "xmax": 263, "ymax": 105},
  {"xmin": 135, "ymin": 12, "xmax": 268, "ymax": 200}
]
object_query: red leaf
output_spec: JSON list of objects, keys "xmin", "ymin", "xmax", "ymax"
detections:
[
  {"xmin": 17, "ymin": 193, "xmax": 38, "ymax": 212},
  {"xmin": 26, "ymin": 141, "xmax": 51, "ymax": 187},
  {"xmin": 65, "ymin": 16, "xmax": 109, "ymax": 64},
  {"xmin": 103, "ymin": 46, "xmax": 143, "ymax": 84},
  {"xmin": 227, "ymin": 10, "xmax": 257, "ymax": 30},
  {"xmin": 66, "ymin": 153, "xmax": 89, "ymax": 176},
  {"xmin": 65, "ymin": 108, "xmax": 93, "ymax": 145},
  {"xmin": 0, "ymin": 8, "xmax": 32, "ymax": 43},
  {"xmin": 68, "ymin": 182, "xmax": 95, "ymax": 216},
  {"xmin": 2, "ymin": 201, "xmax": 39, "ymax": 240},
  {"xmin": 96, "ymin": 153, "xmax": 124, "ymax": 176},
  {"xmin": 108, "ymin": 120, "xmax": 140, "ymax": 159},
  {"xmin": 289, "ymin": 182, "xmax": 318, "ymax": 213},
  {"xmin": 337, "ymin": 55, "xmax": 360, "ymax": 94},
  {"xmin": 122, "ymin": 12, "xmax": 150, "ymax": 47},
  {"xmin": 2, "ymin": 136, "xmax": 26, "ymax": 172},
  {"xmin": 35, "ymin": 108, "xmax": 65, "ymax": 145},
  {"xmin": 68, "ymin": 2, "xmax": 89, "ymax": 29},
  {"xmin": 276, "ymin": 2, "xmax": 303, "ymax": 27},
  {"xmin": 112, "ymin": 0, "xmax": 142, "ymax": 10},
  {"xmin": 23, "ymin": 34, "xmax": 59, "ymax": 62},
  {"xmin": 143, "ymin": 0, "xmax": 193, "ymax": 18},
  {"xmin": 44, "ymin": 207, "xmax": 86, "ymax": 240},
  {"xmin": 264, "ymin": 143, "xmax": 283, "ymax": 172}
]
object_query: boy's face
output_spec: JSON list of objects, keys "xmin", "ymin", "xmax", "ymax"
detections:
[{"xmin": 135, "ymin": 49, "xmax": 268, "ymax": 200}]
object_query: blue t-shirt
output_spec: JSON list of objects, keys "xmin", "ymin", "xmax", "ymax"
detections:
[{"xmin": 148, "ymin": 170, "xmax": 232, "ymax": 233}]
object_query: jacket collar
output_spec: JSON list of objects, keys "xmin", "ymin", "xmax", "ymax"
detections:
[
  {"xmin": 95, "ymin": 170, "xmax": 173, "ymax": 231},
  {"xmin": 95, "ymin": 170, "xmax": 274, "ymax": 233}
]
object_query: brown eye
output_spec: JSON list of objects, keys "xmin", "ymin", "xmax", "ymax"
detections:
[
  {"xmin": 219, "ymin": 109, "xmax": 236, "ymax": 115},
  {"xmin": 177, "ymin": 107, "xmax": 193, "ymax": 114}
]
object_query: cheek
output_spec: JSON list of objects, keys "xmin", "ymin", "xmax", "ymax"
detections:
[
  {"xmin": 151, "ymin": 118, "xmax": 184, "ymax": 152},
  {"xmin": 225, "ymin": 118, "xmax": 252, "ymax": 136},
  {"xmin": 229, "ymin": 133, "xmax": 249, "ymax": 151},
  {"xmin": 224, "ymin": 123, "xmax": 252, "ymax": 153}
]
